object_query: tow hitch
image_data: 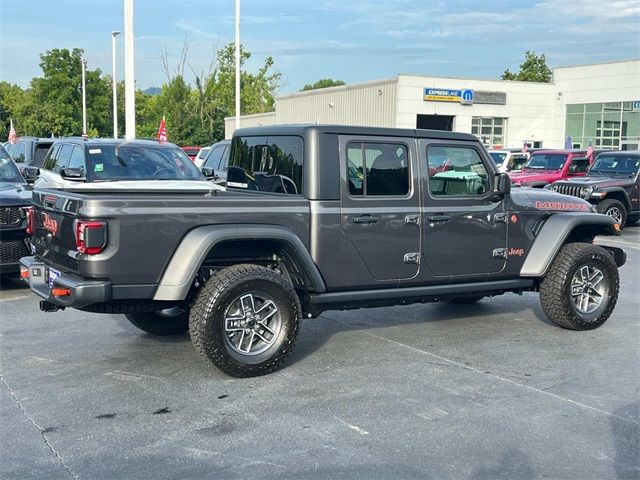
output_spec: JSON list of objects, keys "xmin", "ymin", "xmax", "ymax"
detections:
[{"xmin": 40, "ymin": 300, "xmax": 65, "ymax": 312}]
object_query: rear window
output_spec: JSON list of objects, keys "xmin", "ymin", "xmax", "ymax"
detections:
[
  {"xmin": 227, "ymin": 136, "xmax": 303, "ymax": 195},
  {"xmin": 84, "ymin": 145, "xmax": 205, "ymax": 182},
  {"xmin": 524, "ymin": 154, "xmax": 568, "ymax": 171},
  {"xmin": 33, "ymin": 143, "xmax": 53, "ymax": 168}
]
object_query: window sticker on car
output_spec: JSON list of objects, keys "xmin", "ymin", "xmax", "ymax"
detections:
[
  {"xmin": 94, "ymin": 164, "xmax": 104, "ymax": 172},
  {"xmin": 89, "ymin": 149, "xmax": 102, "ymax": 154},
  {"xmin": 227, "ymin": 181, "xmax": 248, "ymax": 188}
]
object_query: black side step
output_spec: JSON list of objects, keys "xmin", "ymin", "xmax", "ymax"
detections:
[{"xmin": 307, "ymin": 279, "xmax": 534, "ymax": 317}]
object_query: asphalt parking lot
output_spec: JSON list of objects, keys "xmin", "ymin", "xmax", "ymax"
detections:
[{"xmin": 1, "ymin": 228, "xmax": 638, "ymax": 480}]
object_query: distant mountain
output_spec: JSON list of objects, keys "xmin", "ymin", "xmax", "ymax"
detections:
[{"xmin": 143, "ymin": 87, "xmax": 161, "ymax": 96}]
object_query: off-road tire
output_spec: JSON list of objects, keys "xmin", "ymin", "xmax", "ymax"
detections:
[
  {"xmin": 539, "ymin": 243, "xmax": 618, "ymax": 330},
  {"xmin": 596, "ymin": 199, "xmax": 627, "ymax": 229},
  {"xmin": 450, "ymin": 296, "xmax": 484, "ymax": 304},
  {"xmin": 125, "ymin": 308, "xmax": 189, "ymax": 336},
  {"xmin": 189, "ymin": 264, "xmax": 301, "ymax": 378}
]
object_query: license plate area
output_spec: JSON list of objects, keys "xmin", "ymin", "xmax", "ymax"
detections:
[{"xmin": 48, "ymin": 267, "xmax": 61, "ymax": 287}]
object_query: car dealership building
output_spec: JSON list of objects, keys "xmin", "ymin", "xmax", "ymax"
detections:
[{"xmin": 226, "ymin": 59, "xmax": 640, "ymax": 150}]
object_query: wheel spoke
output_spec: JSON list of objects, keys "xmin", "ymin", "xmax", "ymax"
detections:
[
  {"xmin": 223, "ymin": 291, "xmax": 283, "ymax": 356},
  {"xmin": 260, "ymin": 322, "xmax": 277, "ymax": 336},
  {"xmin": 240, "ymin": 294, "xmax": 255, "ymax": 314},
  {"xmin": 256, "ymin": 300, "xmax": 278, "ymax": 321}
]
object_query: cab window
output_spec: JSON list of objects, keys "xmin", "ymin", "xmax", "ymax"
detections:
[
  {"xmin": 426, "ymin": 146, "xmax": 490, "ymax": 196},
  {"xmin": 228, "ymin": 136, "xmax": 303, "ymax": 195},
  {"xmin": 54, "ymin": 145, "xmax": 74, "ymax": 173},
  {"xmin": 68, "ymin": 146, "xmax": 86, "ymax": 172},
  {"xmin": 43, "ymin": 145, "xmax": 60, "ymax": 171},
  {"xmin": 347, "ymin": 142, "xmax": 409, "ymax": 197},
  {"xmin": 11, "ymin": 142, "xmax": 26, "ymax": 163}
]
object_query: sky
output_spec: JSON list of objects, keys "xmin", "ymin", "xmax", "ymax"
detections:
[{"xmin": 0, "ymin": 0, "xmax": 639, "ymax": 94}]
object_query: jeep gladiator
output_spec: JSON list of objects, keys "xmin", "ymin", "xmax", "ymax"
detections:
[{"xmin": 20, "ymin": 125, "xmax": 626, "ymax": 377}]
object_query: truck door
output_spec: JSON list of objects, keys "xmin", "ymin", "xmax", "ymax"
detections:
[
  {"xmin": 339, "ymin": 136, "xmax": 421, "ymax": 281},
  {"xmin": 420, "ymin": 140, "xmax": 507, "ymax": 277}
]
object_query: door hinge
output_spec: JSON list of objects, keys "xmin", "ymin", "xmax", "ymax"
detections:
[
  {"xmin": 404, "ymin": 252, "xmax": 421, "ymax": 264},
  {"xmin": 405, "ymin": 214, "xmax": 420, "ymax": 226},
  {"xmin": 492, "ymin": 248, "xmax": 508, "ymax": 259},
  {"xmin": 494, "ymin": 213, "xmax": 508, "ymax": 223}
]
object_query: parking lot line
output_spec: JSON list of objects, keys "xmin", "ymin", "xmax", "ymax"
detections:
[{"xmin": 362, "ymin": 330, "xmax": 639, "ymax": 426}]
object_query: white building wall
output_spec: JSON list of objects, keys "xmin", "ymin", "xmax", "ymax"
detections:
[
  {"xmin": 224, "ymin": 112, "xmax": 276, "ymax": 139},
  {"xmin": 275, "ymin": 79, "xmax": 396, "ymax": 127},
  {"xmin": 550, "ymin": 60, "xmax": 640, "ymax": 146},
  {"xmin": 396, "ymin": 75, "xmax": 557, "ymax": 148}
]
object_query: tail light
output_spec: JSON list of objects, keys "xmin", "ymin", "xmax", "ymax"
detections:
[
  {"xmin": 74, "ymin": 220, "xmax": 107, "ymax": 255},
  {"xmin": 24, "ymin": 207, "xmax": 35, "ymax": 235}
]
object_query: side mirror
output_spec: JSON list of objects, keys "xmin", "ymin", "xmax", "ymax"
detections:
[
  {"xmin": 489, "ymin": 173, "xmax": 511, "ymax": 201},
  {"xmin": 60, "ymin": 167, "xmax": 85, "ymax": 181},
  {"xmin": 201, "ymin": 167, "xmax": 216, "ymax": 180},
  {"xmin": 22, "ymin": 166, "xmax": 40, "ymax": 183}
]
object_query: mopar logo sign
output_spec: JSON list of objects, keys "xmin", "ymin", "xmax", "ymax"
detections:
[
  {"xmin": 461, "ymin": 89, "xmax": 474, "ymax": 105},
  {"xmin": 423, "ymin": 87, "xmax": 475, "ymax": 105}
]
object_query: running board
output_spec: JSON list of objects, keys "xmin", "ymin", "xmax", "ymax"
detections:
[{"xmin": 306, "ymin": 279, "xmax": 534, "ymax": 317}]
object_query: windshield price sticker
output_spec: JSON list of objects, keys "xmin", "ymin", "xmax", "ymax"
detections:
[{"xmin": 89, "ymin": 148, "xmax": 102, "ymax": 154}]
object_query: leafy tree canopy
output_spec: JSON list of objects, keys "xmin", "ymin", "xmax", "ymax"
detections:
[
  {"xmin": 501, "ymin": 51, "xmax": 552, "ymax": 83},
  {"xmin": 301, "ymin": 78, "xmax": 346, "ymax": 91}
]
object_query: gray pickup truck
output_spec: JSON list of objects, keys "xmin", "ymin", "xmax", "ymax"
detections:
[{"xmin": 20, "ymin": 125, "xmax": 626, "ymax": 377}]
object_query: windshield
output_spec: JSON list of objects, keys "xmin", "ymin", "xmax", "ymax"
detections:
[
  {"xmin": 0, "ymin": 155, "xmax": 25, "ymax": 184},
  {"xmin": 85, "ymin": 145, "xmax": 205, "ymax": 182},
  {"xmin": 589, "ymin": 154, "xmax": 640, "ymax": 176},
  {"xmin": 523, "ymin": 154, "xmax": 568, "ymax": 171},
  {"xmin": 489, "ymin": 152, "xmax": 507, "ymax": 165}
]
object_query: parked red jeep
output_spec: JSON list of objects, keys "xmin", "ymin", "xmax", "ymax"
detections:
[{"xmin": 509, "ymin": 149, "xmax": 594, "ymax": 188}]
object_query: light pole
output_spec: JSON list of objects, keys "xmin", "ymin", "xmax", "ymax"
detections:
[
  {"xmin": 81, "ymin": 58, "xmax": 87, "ymax": 137},
  {"xmin": 112, "ymin": 31, "xmax": 121, "ymax": 139},
  {"xmin": 124, "ymin": 0, "xmax": 136, "ymax": 139},
  {"xmin": 235, "ymin": 0, "xmax": 240, "ymax": 131}
]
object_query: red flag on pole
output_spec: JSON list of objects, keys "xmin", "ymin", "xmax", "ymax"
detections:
[
  {"xmin": 8, "ymin": 119, "xmax": 17, "ymax": 144},
  {"xmin": 586, "ymin": 139, "xmax": 593, "ymax": 158},
  {"xmin": 521, "ymin": 140, "xmax": 528, "ymax": 153},
  {"xmin": 156, "ymin": 116, "xmax": 167, "ymax": 143}
]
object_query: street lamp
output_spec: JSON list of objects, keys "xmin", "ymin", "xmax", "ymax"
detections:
[
  {"xmin": 112, "ymin": 31, "xmax": 121, "ymax": 138},
  {"xmin": 235, "ymin": 0, "xmax": 240, "ymax": 131},
  {"xmin": 81, "ymin": 58, "xmax": 87, "ymax": 137}
]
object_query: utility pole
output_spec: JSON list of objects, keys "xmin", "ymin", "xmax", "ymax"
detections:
[
  {"xmin": 235, "ymin": 0, "xmax": 240, "ymax": 131},
  {"xmin": 112, "ymin": 31, "xmax": 121, "ymax": 139},
  {"xmin": 124, "ymin": 0, "xmax": 136, "ymax": 139},
  {"xmin": 81, "ymin": 58, "xmax": 87, "ymax": 137}
]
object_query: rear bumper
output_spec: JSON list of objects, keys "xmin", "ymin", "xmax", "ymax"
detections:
[{"xmin": 19, "ymin": 256, "xmax": 111, "ymax": 308}]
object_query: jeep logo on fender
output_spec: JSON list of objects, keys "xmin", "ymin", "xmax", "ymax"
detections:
[
  {"xmin": 534, "ymin": 201, "xmax": 590, "ymax": 211},
  {"xmin": 41, "ymin": 213, "xmax": 59, "ymax": 236}
]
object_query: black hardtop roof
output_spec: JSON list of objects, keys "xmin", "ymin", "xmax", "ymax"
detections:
[
  {"xmin": 15, "ymin": 136, "xmax": 56, "ymax": 143},
  {"xmin": 596, "ymin": 150, "xmax": 640, "ymax": 156},
  {"xmin": 234, "ymin": 124, "xmax": 478, "ymax": 142},
  {"xmin": 52, "ymin": 137, "xmax": 179, "ymax": 148},
  {"xmin": 530, "ymin": 149, "xmax": 588, "ymax": 154}
]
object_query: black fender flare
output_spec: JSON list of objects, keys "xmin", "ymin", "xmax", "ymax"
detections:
[
  {"xmin": 153, "ymin": 224, "xmax": 326, "ymax": 301},
  {"xmin": 598, "ymin": 186, "xmax": 632, "ymax": 210},
  {"xmin": 520, "ymin": 212, "xmax": 619, "ymax": 277}
]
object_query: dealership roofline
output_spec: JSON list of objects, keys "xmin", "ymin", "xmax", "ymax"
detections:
[{"xmin": 552, "ymin": 58, "xmax": 639, "ymax": 70}]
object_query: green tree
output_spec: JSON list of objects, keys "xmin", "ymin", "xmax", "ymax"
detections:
[
  {"xmin": 501, "ymin": 51, "xmax": 552, "ymax": 83},
  {"xmin": 301, "ymin": 78, "xmax": 346, "ymax": 91},
  {"xmin": 26, "ymin": 48, "xmax": 111, "ymax": 137},
  {"xmin": 0, "ymin": 82, "xmax": 28, "ymax": 140}
]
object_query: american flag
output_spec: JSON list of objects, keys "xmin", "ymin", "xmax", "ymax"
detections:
[
  {"xmin": 521, "ymin": 140, "xmax": 528, "ymax": 153},
  {"xmin": 156, "ymin": 116, "xmax": 167, "ymax": 143},
  {"xmin": 586, "ymin": 140, "xmax": 593, "ymax": 158},
  {"xmin": 8, "ymin": 119, "xmax": 17, "ymax": 144}
]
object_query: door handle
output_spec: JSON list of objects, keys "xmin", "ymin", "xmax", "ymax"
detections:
[
  {"xmin": 426, "ymin": 214, "xmax": 451, "ymax": 223},
  {"xmin": 352, "ymin": 214, "xmax": 380, "ymax": 224}
]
